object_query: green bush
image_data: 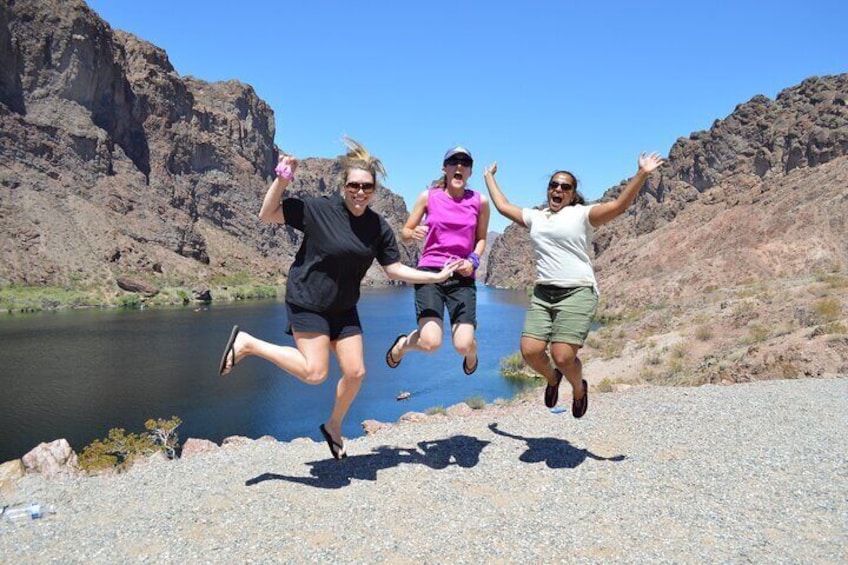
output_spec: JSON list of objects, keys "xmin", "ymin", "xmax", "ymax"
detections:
[
  {"xmin": 465, "ymin": 396, "xmax": 486, "ymax": 410},
  {"xmin": 79, "ymin": 416, "xmax": 182, "ymax": 473}
]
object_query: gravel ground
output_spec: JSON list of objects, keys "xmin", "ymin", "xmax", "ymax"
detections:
[{"xmin": 2, "ymin": 378, "xmax": 846, "ymax": 564}]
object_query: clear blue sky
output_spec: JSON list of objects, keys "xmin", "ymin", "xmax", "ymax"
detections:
[{"xmin": 86, "ymin": 0, "xmax": 847, "ymax": 232}]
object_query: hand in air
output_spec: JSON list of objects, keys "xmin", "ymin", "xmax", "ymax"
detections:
[
  {"xmin": 484, "ymin": 162, "xmax": 498, "ymax": 177},
  {"xmin": 275, "ymin": 154, "xmax": 299, "ymax": 179},
  {"xmin": 638, "ymin": 152, "xmax": 664, "ymax": 175}
]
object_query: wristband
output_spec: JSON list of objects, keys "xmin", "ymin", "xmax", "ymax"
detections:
[
  {"xmin": 468, "ymin": 252, "xmax": 480, "ymax": 270},
  {"xmin": 275, "ymin": 162, "xmax": 294, "ymax": 181}
]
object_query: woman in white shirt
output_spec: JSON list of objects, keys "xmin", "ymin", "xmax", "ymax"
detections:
[{"xmin": 484, "ymin": 153, "xmax": 663, "ymax": 418}]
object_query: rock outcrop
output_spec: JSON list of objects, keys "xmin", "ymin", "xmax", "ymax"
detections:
[
  {"xmin": 485, "ymin": 73, "xmax": 848, "ymax": 304},
  {"xmin": 0, "ymin": 0, "xmax": 415, "ymax": 300}
]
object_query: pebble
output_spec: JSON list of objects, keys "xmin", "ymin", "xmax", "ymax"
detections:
[{"xmin": 1, "ymin": 378, "xmax": 846, "ymax": 563}]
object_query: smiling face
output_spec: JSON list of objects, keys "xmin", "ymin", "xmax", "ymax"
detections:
[
  {"xmin": 441, "ymin": 154, "xmax": 473, "ymax": 192},
  {"xmin": 547, "ymin": 172, "xmax": 577, "ymax": 212},
  {"xmin": 342, "ymin": 167, "xmax": 376, "ymax": 215}
]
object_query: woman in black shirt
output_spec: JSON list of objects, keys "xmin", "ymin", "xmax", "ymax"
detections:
[{"xmin": 219, "ymin": 138, "xmax": 459, "ymax": 460}]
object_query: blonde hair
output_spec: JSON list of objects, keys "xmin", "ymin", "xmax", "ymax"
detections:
[{"xmin": 338, "ymin": 136, "xmax": 386, "ymax": 188}]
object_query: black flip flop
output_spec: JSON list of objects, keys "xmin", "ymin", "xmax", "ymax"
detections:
[
  {"xmin": 572, "ymin": 379, "xmax": 589, "ymax": 418},
  {"xmin": 544, "ymin": 368, "xmax": 563, "ymax": 408},
  {"xmin": 385, "ymin": 334, "xmax": 407, "ymax": 369},
  {"xmin": 319, "ymin": 424, "xmax": 346, "ymax": 460},
  {"xmin": 218, "ymin": 325, "xmax": 240, "ymax": 375},
  {"xmin": 462, "ymin": 354, "xmax": 478, "ymax": 375}
]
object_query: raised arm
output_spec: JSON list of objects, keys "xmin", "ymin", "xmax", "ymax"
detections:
[
  {"xmin": 588, "ymin": 152, "xmax": 664, "ymax": 227},
  {"xmin": 400, "ymin": 191, "xmax": 429, "ymax": 243},
  {"xmin": 259, "ymin": 155, "xmax": 299, "ymax": 224},
  {"xmin": 483, "ymin": 162, "xmax": 526, "ymax": 227}
]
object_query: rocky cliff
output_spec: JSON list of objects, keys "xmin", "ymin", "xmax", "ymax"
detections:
[
  {"xmin": 0, "ymin": 0, "xmax": 414, "ymax": 303},
  {"xmin": 485, "ymin": 74, "xmax": 848, "ymax": 384},
  {"xmin": 486, "ymin": 74, "xmax": 848, "ymax": 306}
]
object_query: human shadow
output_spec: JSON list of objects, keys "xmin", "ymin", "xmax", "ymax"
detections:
[
  {"xmin": 488, "ymin": 423, "xmax": 626, "ymax": 469},
  {"xmin": 246, "ymin": 434, "xmax": 490, "ymax": 490}
]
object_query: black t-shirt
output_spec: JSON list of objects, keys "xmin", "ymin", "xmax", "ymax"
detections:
[{"xmin": 282, "ymin": 194, "xmax": 401, "ymax": 313}]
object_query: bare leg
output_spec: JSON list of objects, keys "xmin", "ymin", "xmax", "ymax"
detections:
[
  {"xmin": 222, "ymin": 330, "xmax": 331, "ymax": 385},
  {"xmin": 520, "ymin": 336, "xmax": 558, "ymax": 385},
  {"xmin": 550, "ymin": 342, "xmax": 585, "ymax": 400},
  {"xmin": 451, "ymin": 322, "xmax": 477, "ymax": 369},
  {"xmin": 391, "ymin": 317, "xmax": 444, "ymax": 362},
  {"xmin": 322, "ymin": 334, "xmax": 367, "ymax": 452}
]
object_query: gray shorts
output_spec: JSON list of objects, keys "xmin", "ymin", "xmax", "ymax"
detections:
[{"xmin": 522, "ymin": 285, "xmax": 597, "ymax": 345}]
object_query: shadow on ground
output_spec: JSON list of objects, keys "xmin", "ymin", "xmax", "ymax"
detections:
[
  {"xmin": 246, "ymin": 434, "xmax": 489, "ymax": 489},
  {"xmin": 488, "ymin": 423, "xmax": 626, "ymax": 468},
  {"xmin": 246, "ymin": 423, "xmax": 626, "ymax": 489}
]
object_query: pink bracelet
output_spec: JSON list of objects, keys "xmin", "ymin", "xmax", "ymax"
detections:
[{"xmin": 275, "ymin": 163, "xmax": 294, "ymax": 181}]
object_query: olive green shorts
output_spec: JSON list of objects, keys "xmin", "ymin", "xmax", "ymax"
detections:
[{"xmin": 522, "ymin": 285, "xmax": 598, "ymax": 345}]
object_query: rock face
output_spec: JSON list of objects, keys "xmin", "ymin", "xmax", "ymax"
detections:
[
  {"xmin": 0, "ymin": 0, "xmax": 415, "ymax": 297},
  {"xmin": 486, "ymin": 74, "xmax": 848, "ymax": 306}
]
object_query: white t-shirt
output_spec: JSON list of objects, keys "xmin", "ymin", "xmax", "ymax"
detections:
[{"xmin": 522, "ymin": 205, "xmax": 598, "ymax": 293}]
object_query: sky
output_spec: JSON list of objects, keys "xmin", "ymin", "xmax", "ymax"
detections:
[{"xmin": 86, "ymin": 0, "xmax": 847, "ymax": 233}]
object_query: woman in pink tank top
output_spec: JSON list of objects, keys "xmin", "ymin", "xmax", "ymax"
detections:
[{"xmin": 385, "ymin": 146, "xmax": 490, "ymax": 375}]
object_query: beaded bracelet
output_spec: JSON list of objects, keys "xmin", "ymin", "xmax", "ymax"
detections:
[{"xmin": 468, "ymin": 252, "xmax": 480, "ymax": 270}]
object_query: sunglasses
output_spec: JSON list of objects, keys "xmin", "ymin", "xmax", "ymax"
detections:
[
  {"xmin": 345, "ymin": 181, "xmax": 376, "ymax": 194},
  {"xmin": 548, "ymin": 181, "xmax": 575, "ymax": 191},
  {"xmin": 444, "ymin": 157, "xmax": 473, "ymax": 167}
]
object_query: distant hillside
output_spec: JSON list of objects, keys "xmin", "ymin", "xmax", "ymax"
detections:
[
  {"xmin": 484, "ymin": 74, "xmax": 848, "ymax": 385},
  {"xmin": 0, "ymin": 0, "xmax": 415, "ymax": 306},
  {"xmin": 486, "ymin": 74, "xmax": 848, "ymax": 304}
]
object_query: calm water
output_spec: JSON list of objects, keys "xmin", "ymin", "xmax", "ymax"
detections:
[{"xmin": 0, "ymin": 286, "xmax": 532, "ymax": 461}]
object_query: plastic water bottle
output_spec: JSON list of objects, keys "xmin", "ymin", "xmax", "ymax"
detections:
[{"xmin": 2, "ymin": 502, "xmax": 50, "ymax": 522}]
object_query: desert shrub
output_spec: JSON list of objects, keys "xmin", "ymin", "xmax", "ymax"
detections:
[
  {"xmin": 499, "ymin": 352, "xmax": 538, "ymax": 380},
  {"xmin": 813, "ymin": 298, "xmax": 842, "ymax": 322},
  {"xmin": 596, "ymin": 378, "xmax": 614, "ymax": 393},
  {"xmin": 79, "ymin": 416, "xmax": 182, "ymax": 473},
  {"xmin": 644, "ymin": 350, "xmax": 663, "ymax": 366},
  {"xmin": 695, "ymin": 325, "xmax": 713, "ymax": 341},
  {"xmin": 744, "ymin": 324, "xmax": 771, "ymax": 344},
  {"xmin": 426, "ymin": 406, "xmax": 446, "ymax": 416},
  {"xmin": 465, "ymin": 396, "xmax": 486, "ymax": 410},
  {"xmin": 117, "ymin": 294, "xmax": 141, "ymax": 309},
  {"xmin": 669, "ymin": 342, "xmax": 688, "ymax": 359}
]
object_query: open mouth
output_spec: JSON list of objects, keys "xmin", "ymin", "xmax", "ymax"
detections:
[
  {"xmin": 550, "ymin": 195, "xmax": 563, "ymax": 205},
  {"xmin": 452, "ymin": 172, "xmax": 464, "ymax": 181}
]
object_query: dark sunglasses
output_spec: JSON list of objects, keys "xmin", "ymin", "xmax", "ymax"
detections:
[
  {"xmin": 444, "ymin": 156, "xmax": 473, "ymax": 167},
  {"xmin": 345, "ymin": 181, "xmax": 376, "ymax": 194},
  {"xmin": 548, "ymin": 181, "xmax": 575, "ymax": 191}
]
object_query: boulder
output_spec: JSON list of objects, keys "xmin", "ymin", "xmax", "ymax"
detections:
[
  {"xmin": 361, "ymin": 419, "xmax": 388, "ymax": 435},
  {"xmin": 0, "ymin": 459, "xmax": 25, "ymax": 498},
  {"xmin": 181, "ymin": 438, "xmax": 219, "ymax": 458},
  {"xmin": 21, "ymin": 439, "xmax": 79, "ymax": 477}
]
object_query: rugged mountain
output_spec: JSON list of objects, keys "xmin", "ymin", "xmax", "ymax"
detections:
[
  {"xmin": 485, "ymin": 74, "xmax": 848, "ymax": 384},
  {"xmin": 0, "ymin": 0, "xmax": 415, "ymax": 302},
  {"xmin": 486, "ymin": 74, "xmax": 848, "ymax": 304}
]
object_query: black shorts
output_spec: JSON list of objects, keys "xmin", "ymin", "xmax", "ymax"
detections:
[
  {"xmin": 414, "ymin": 269, "xmax": 477, "ymax": 327},
  {"xmin": 285, "ymin": 302, "xmax": 362, "ymax": 341}
]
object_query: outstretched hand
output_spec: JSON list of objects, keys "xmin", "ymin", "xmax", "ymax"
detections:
[
  {"xmin": 638, "ymin": 152, "xmax": 664, "ymax": 175},
  {"xmin": 484, "ymin": 162, "xmax": 498, "ymax": 177}
]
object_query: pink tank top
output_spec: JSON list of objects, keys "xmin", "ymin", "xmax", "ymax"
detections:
[{"xmin": 418, "ymin": 188, "xmax": 481, "ymax": 275}]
